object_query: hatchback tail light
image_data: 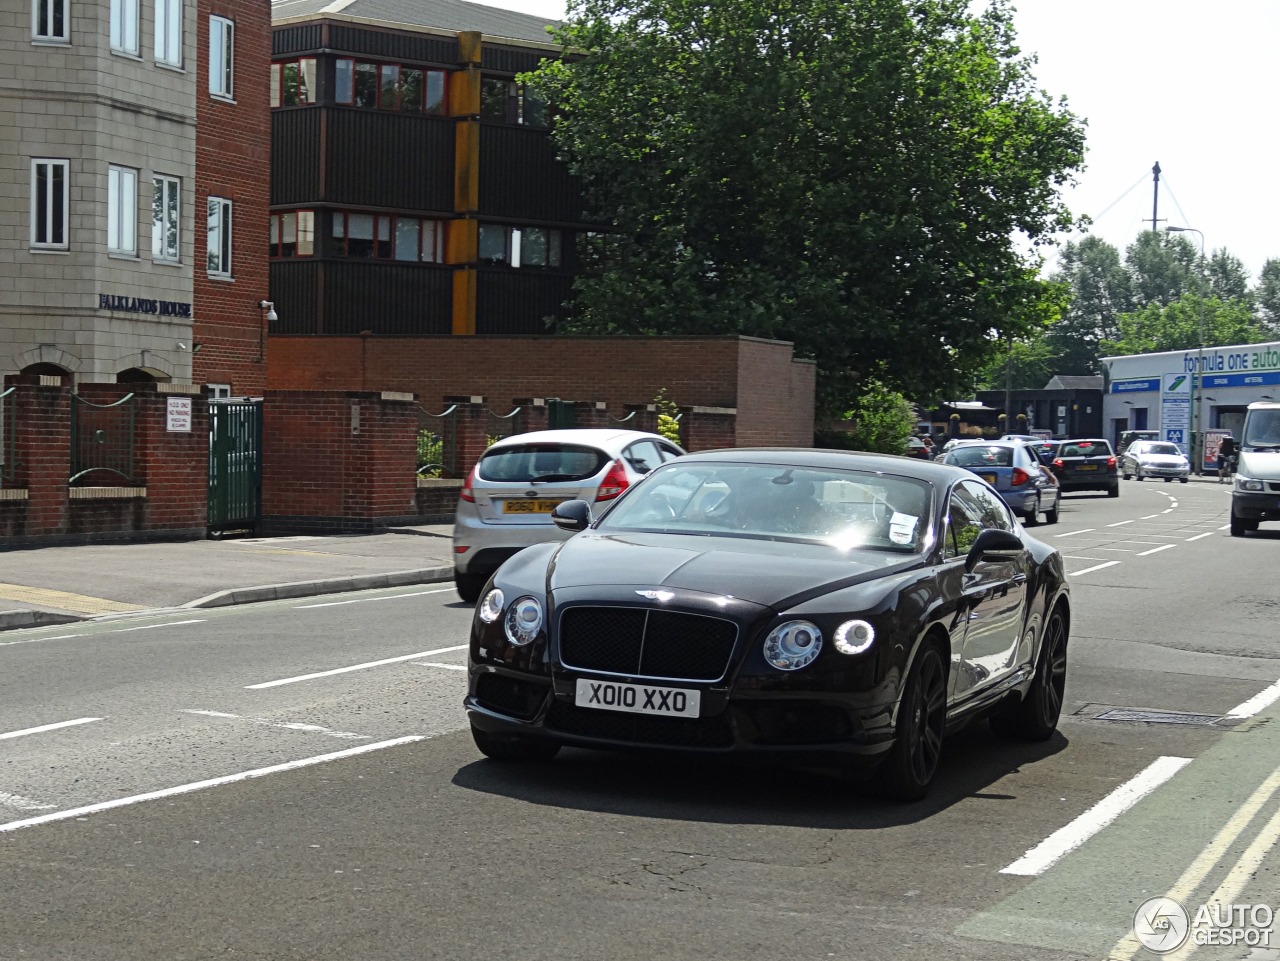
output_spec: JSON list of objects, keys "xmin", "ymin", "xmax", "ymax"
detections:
[
  {"xmin": 1053, "ymin": 458, "xmax": 1064, "ymax": 470},
  {"xmin": 459, "ymin": 465, "xmax": 478, "ymax": 503},
  {"xmin": 1106, "ymin": 456, "xmax": 1117, "ymax": 469},
  {"xmin": 594, "ymin": 458, "xmax": 630, "ymax": 501},
  {"xmin": 1011, "ymin": 468, "xmax": 1030, "ymax": 487}
]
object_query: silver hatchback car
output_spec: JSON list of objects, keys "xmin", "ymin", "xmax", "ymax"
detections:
[{"xmin": 451, "ymin": 428, "xmax": 686, "ymax": 601}]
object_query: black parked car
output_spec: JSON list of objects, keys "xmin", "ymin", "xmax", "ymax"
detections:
[
  {"xmin": 465, "ymin": 450, "xmax": 1071, "ymax": 801},
  {"xmin": 1050, "ymin": 438, "xmax": 1120, "ymax": 496}
]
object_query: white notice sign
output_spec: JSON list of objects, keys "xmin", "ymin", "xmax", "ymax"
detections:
[{"xmin": 166, "ymin": 396, "xmax": 192, "ymax": 432}]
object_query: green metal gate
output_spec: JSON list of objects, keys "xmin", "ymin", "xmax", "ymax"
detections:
[
  {"xmin": 547, "ymin": 399, "xmax": 577, "ymax": 430},
  {"xmin": 208, "ymin": 401, "xmax": 262, "ymax": 535}
]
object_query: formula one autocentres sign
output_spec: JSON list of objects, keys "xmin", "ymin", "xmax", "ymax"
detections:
[
  {"xmin": 1160, "ymin": 372, "xmax": 1191, "ymax": 452},
  {"xmin": 1108, "ymin": 341, "xmax": 1280, "ymax": 393}
]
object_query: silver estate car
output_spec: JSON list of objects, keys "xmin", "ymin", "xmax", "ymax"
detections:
[
  {"xmin": 1120, "ymin": 440, "xmax": 1190, "ymax": 483},
  {"xmin": 451, "ymin": 428, "xmax": 686, "ymax": 601}
]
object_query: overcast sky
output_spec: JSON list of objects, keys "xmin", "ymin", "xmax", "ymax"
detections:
[{"xmin": 483, "ymin": 0, "xmax": 1280, "ymax": 282}]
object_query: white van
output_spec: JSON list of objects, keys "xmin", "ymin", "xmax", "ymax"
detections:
[{"xmin": 1230, "ymin": 401, "xmax": 1280, "ymax": 536}]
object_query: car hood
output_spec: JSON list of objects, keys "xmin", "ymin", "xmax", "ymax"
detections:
[
  {"xmin": 1238, "ymin": 449, "xmax": 1280, "ymax": 480},
  {"xmin": 548, "ymin": 530, "xmax": 921, "ymax": 609}
]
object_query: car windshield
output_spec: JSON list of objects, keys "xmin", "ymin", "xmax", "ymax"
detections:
[
  {"xmin": 478, "ymin": 444, "xmax": 607, "ymax": 483},
  {"xmin": 600, "ymin": 462, "xmax": 933, "ymax": 553},
  {"xmin": 1143, "ymin": 443, "xmax": 1181, "ymax": 456},
  {"xmin": 950, "ymin": 446, "xmax": 1015, "ymax": 468},
  {"xmin": 1243, "ymin": 409, "xmax": 1280, "ymax": 448}
]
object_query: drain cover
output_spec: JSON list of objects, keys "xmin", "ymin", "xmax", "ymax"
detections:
[{"xmin": 1094, "ymin": 708, "xmax": 1224, "ymax": 726}]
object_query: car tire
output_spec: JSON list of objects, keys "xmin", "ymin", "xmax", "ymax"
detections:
[
  {"xmin": 454, "ymin": 570, "xmax": 488, "ymax": 604},
  {"xmin": 471, "ymin": 724, "xmax": 561, "ymax": 762},
  {"xmin": 1180, "ymin": 477, "xmax": 1189, "ymax": 483},
  {"xmin": 1230, "ymin": 510, "xmax": 1246, "ymax": 537},
  {"xmin": 1107, "ymin": 484, "xmax": 1120, "ymax": 498},
  {"xmin": 1135, "ymin": 468, "xmax": 1145, "ymax": 481},
  {"xmin": 880, "ymin": 644, "xmax": 947, "ymax": 802},
  {"xmin": 1121, "ymin": 469, "xmax": 1131, "ymax": 480},
  {"xmin": 1022, "ymin": 499, "xmax": 1039, "ymax": 526},
  {"xmin": 1044, "ymin": 501, "xmax": 1060, "ymax": 524},
  {"xmin": 991, "ymin": 606, "xmax": 1068, "ymax": 742}
]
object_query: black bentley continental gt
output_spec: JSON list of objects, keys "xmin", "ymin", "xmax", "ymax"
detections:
[{"xmin": 464, "ymin": 449, "xmax": 1070, "ymax": 800}]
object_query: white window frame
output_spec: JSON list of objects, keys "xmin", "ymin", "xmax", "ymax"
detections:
[
  {"xmin": 207, "ymin": 196, "xmax": 232, "ymax": 277},
  {"xmin": 109, "ymin": 0, "xmax": 139, "ymax": 55},
  {"xmin": 32, "ymin": 0, "xmax": 69, "ymax": 42},
  {"xmin": 30, "ymin": 158, "xmax": 69, "ymax": 249},
  {"xmin": 152, "ymin": 174, "xmax": 180, "ymax": 262},
  {"xmin": 154, "ymin": 0, "xmax": 182, "ymax": 66},
  {"xmin": 208, "ymin": 16, "xmax": 234, "ymax": 99},
  {"xmin": 107, "ymin": 165, "xmax": 138, "ymax": 255}
]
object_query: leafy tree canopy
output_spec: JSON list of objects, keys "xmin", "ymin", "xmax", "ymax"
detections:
[
  {"xmin": 1046, "ymin": 235, "xmax": 1133, "ymax": 375},
  {"xmin": 1254, "ymin": 259, "xmax": 1280, "ymax": 337},
  {"xmin": 1100, "ymin": 294, "xmax": 1268, "ymax": 358},
  {"xmin": 533, "ymin": 0, "xmax": 1086, "ymax": 415}
]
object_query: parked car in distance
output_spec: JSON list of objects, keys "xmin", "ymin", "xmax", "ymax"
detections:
[
  {"xmin": 1116, "ymin": 429, "xmax": 1160, "ymax": 462},
  {"xmin": 1002, "ymin": 434, "xmax": 1057, "ymax": 465},
  {"xmin": 935, "ymin": 437, "xmax": 985, "ymax": 460},
  {"xmin": 905, "ymin": 436, "xmax": 933, "ymax": 459},
  {"xmin": 465, "ymin": 449, "xmax": 1072, "ymax": 801},
  {"xmin": 939, "ymin": 441, "xmax": 1060, "ymax": 525},
  {"xmin": 1051, "ymin": 438, "xmax": 1119, "ymax": 497},
  {"xmin": 1120, "ymin": 440, "xmax": 1190, "ymax": 483},
  {"xmin": 451, "ymin": 429, "xmax": 686, "ymax": 602}
]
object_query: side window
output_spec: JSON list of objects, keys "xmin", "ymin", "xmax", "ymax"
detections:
[
  {"xmin": 945, "ymin": 486, "xmax": 984, "ymax": 559},
  {"xmin": 658, "ymin": 443, "xmax": 683, "ymax": 463},
  {"xmin": 624, "ymin": 440, "xmax": 662, "ymax": 473},
  {"xmin": 962, "ymin": 481, "xmax": 1015, "ymax": 532}
]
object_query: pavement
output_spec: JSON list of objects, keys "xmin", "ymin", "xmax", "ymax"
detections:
[{"xmin": 0, "ymin": 523, "xmax": 457, "ymax": 631}]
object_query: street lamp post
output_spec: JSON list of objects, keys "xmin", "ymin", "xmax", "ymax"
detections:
[{"xmin": 1165, "ymin": 226, "xmax": 1206, "ymax": 473}]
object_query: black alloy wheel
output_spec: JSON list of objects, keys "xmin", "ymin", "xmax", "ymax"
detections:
[
  {"xmin": 471, "ymin": 724, "xmax": 561, "ymax": 762},
  {"xmin": 992, "ymin": 606, "xmax": 1068, "ymax": 741},
  {"xmin": 881, "ymin": 645, "xmax": 947, "ymax": 801}
]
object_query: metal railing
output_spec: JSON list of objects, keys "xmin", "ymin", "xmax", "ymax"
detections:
[
  {"xmin": 70, "ymin": 392, "xmax": 136, "ymax": 484},
  {"xmin": 416, "ymin": 404, "xmax": 460, "ymax": 479},
  {"xmin": 0, "ymin": 387, "xmax": 14, "ymax": 487},
  {"xmin": 486, "ymin": 406, "xmax": 526, "ymax": 444}
]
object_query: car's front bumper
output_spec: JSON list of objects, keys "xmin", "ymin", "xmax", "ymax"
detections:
[
  {"xmin": 1232, "ymin": 490, "xmax": 1280, "ymax": 522},
  {"xmin": 1136, "ymin": 464, "xmax": 1189, "ymax": 478}
]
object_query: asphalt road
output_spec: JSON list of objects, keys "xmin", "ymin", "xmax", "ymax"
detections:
[{"xmin": 1, "ymin": 478, "xmax": 1278, "ymax": 961}]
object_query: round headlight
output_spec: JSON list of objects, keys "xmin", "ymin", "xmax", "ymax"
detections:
[
  {"xmin": 763, "ymin": 620, "xmax": 822, "ymax": 671},
  {"xmin": 478, "ymin": 588, "xmax": 504, "ymax": 623},
  {"xmin": 834, "ymin": 619, "xmax": 875, "ymax": 655},
  {"xmin": 504, "ymin": 596, "xmax": 544, "ymax": 646}
]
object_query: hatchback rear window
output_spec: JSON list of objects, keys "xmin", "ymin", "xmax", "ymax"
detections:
[
  {"xmin": 1061, "ymin": 441, "xmax": 1110, "ymax": 457},
  {"xmin": 951, "ymin": 447, "xmax": 1014, "ymax": 467},
  {"xmin": 478, "ymin": 444, "xmax": 608, "ymax": 483}
]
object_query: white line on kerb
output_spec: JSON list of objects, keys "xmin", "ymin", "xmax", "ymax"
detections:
[
  {"xmin": 1227, "ymin": 677, "xmax": 1280, "ymax": 720},
  {"xmin": 1107, "ymin": 519, "xmax": 1134, "ymax": 527},
  {"xmin": 246, "ymin": 645, "xmax": 469, "ymax": 689},
  {"xmin": 1069, "ymin": 561, "xmax": 1121, "ymax": 577},
  {"xmin": 1054, "ymin": 529, "xmax": 1096, "ymax": 537},
  {"xmin": 1000, "ymin": 756, "xmax": 1192, "ymax": 877},
  {"xmin": 1136, "ymin": 544, "xmax": 1176, "ymax": 557},
  {"xmin": 0, "ymin": 735, "xmax": 426, "ymax": 834},
  {"xmin": 0, "ymin": 717, "xmax": 103, "ymax": 741},
  {"xmin": 294, "ymin": 588, "xmax": 456, "ymax": 609},
  {"xmin": 1185, "ymin": 531, "xmax": 1215, "ymax": 542}
]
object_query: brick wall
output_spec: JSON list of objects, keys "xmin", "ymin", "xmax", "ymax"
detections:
[
  {"xmin": 194, "ymin": 0, "xmax": 272, "ymax": 395},
  {"xmin": 266, "ymin": 334, "xmax": 815, "ymax": 445}
]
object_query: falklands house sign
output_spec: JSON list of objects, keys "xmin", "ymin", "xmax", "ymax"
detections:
[{"xmin": 98, "ymin": 293, "xmax": 192, "ymax": 318}]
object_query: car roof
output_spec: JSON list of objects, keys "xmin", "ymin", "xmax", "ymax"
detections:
[
  {"xmin": 486, "ymin": 428, "xmax": 677, "ymax": 450},
  {"xmin": 675, "ymin": 447, "xmax": 973, "ymax": 483}
]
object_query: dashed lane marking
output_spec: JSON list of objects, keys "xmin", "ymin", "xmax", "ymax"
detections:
[
  {"xmin": 0, "ymin": 583, "xmax": 143, "ymax": 615},
  {"xmin": 1227, "ymin": 677, "xmax": 1280, "ymax": 720},
  {"xmin": 294, "ymin": 587, "xmax": 455, "ymax": 609},
  {"xmin": 0, "ymin": 717, "xmax": 103, "ymax": 741},
  {"xmin": 1054, "ymin": 529, "xmax": 1096, "ymax": 537},
  {"xmin": 246, "ymin": 644, "xmax": 469, "ymax": 689},
  {"xmin": 105, "ymin": 619, "xmax": 205, "ymax": 634},
  {"xmin": 179, "ymin": 709, "xmax": 371, "ymax": 740},
  {"xmin": 413, "ymin": 662, "xmax": 466, "ymax": 671},
  {"xmin": 1107, "ymin": 520, "xmax": 1135, "ymax": 527},
  {"xmin": 1069, "ymin": 561, "xmax": 1121, "ymax": 577},
  {"xmin": 1185, "ymin": 531, "xmax": 1215, "ymax": 542}
]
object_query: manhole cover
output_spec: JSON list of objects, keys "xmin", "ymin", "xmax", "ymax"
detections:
[{"xmin": 1094, "ymin": 708, "xmax": 1224, "ymax": 726}]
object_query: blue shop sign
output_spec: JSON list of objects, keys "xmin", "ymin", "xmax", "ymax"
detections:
[
  {"xmin": 1110, "ymin": 378, "xmax": 1160, "ymax": 393},
  {"xmin": 1200, "ymin": 370, "xmax": 1280, "ymax": 389},
  {"xmin": 98, "ymin": 293, "xmax": 192, "ymax": 318}
]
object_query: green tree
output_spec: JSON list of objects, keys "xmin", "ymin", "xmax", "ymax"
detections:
[
  {"xmin": 1207, "ymin": 249, "xmax": 1251, "ymax": 303},
  {"xmin": 1046, "ymin": 235, "xmax": 1133, "ymax": 375},
  {"xmin": 1124, "ymin": 230, "xmax": 1203, "ymax": 307},
  {"xmin": 1253, "ymin": 258, "xmax": 1280, "ymax": 337},
  {"xmin": 818, "ymin": 381, "xmax": 917, "ymax": 454},
  {"xmin": 533, "ymin": 0, "xmax": 1086, "ymax": 415},
  {"xmin": 1100, "ymin": 294, "xmax": 1266, "ymax": 357}
]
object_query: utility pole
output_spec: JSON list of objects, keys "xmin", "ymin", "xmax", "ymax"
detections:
[{"xmin": 1150, "ymin": 161, "xmax": 1162, "ymax": 233}]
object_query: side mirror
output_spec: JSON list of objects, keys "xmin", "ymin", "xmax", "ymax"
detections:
[
  {"xmin": 551, "ymin": 499, "xmax": 592, "ymax": 532},
  {"xmin": 965, "ymin": 527, "xmax": 1024, "ymax": 571}
]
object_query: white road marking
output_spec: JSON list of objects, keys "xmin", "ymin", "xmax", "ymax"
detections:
[
  {"xmin": 246, "ymin": 645, "xmax": 469, "ymax": 689},
  {"xmin": 1062, "ymin": 556, "xmax": 1106, "ymax": 561},
  {"xmin": 1054, "ymin": 529, "xmax": 1096, "ymax": 537},
  {"xmin": 0, "ymin": 735, "xmax": 427, "ymax": 834},
  {"xmin": 1219, "ymin": 524, "xmax": 1231, "ymax": 530},
  {"xmin": 1069, "ymin": 561, "xmax": 1121, "ymax": 577},
  {"xmin": 0, "ymin": 634, "xmax": 80, "ymax": 648},
  {"xmin": 1226, "ymin": 677, "xmax": 1280, "ymax": 720},
  {"xmin": 1162, "ymin": 508, "xmax": 1175, "ymax": 513},
  {"xmin": 1096, "ymin": 548, "xmax": 1136, "ymax": 552},
  {"xmin": 1000, "ymin": 756, "xmax": 1193, "ymax": 877},
  {"xmin": 179, "ymin": 710, "xmax": 370, "ymax": 740},
  {"xmin": 1106, "ymin": 520, "xmax": 1134, "ymax": 527},
  {"xmin": 413, "ymin": 661, "xmax": 467, "ymax": 671},
  {"xmin": 1141, "ymin": 514, "xmax": 1162, "ymax": 520},
  {"xmin": 1107, "ymin": 767, "xmax": 1280, "ymax": 960},
  {"xmin": 1136, "ymin": 544, "xmax": 1176, "ymax": 557},
  {"xmin": 0, "ymin": 791, "xmax": 56, "ymax": 811},
  {"xmin": 1185, "ymin": 531, "xmax": 1215, "ymax": 542},
  {"xmin": 295, "ymin": 588, "xmax": 456, "ymax": 609},
  {"xmin": 0, "ymin": 717, "xmax": 103, "ymax": 741},
  {"xmin": 107, "ymin": 619, "xmax": 206, "ymax": 634}
]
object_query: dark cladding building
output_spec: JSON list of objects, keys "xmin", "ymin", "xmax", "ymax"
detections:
[{"xmin": 268, "ymin": 0, "xmax": 587, "ymax": 338}]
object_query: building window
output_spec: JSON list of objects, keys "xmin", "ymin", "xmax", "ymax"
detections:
[
  {"xmin": 110, "ymin": 0, "xmax": 139, "ymax": 54},
  {"xmin": 480, "ymin": 78, "xmax": 548, "ymax": 127},
  {"xmin": 152, "ymin": 175, "xmax": 180, "ymax": 261},
  {"xmin": 107, "ymin": 165, "xmax": 138, "ymax": 255},
  {"xmin": 268, "ymin": 211, "xmax": 314, "ymax": 257},
  {"xmin": 30, "ymin": 158, "xmax": 69, "ymax": 249},
  {"xmin": 154, "ymin": 0, "xmax": 181, "ymax": 65},
  {"xmin": 209, "ymin": 16, "xmax": 233, "ymax": 98},
  {"xmin": 331, "ymin": 211, "xmax": 442, "ymax": 262},
  {"xmin": 33, "ymin": 0, "xmax": 69, "ymax": 42},
  {"xmin": 269, "ymin": 58, "xmax": 316, "ymax": 107},
  {"xmin": 335, "ymin": 59, "xmax": 446, "ymax": 115},
  {"xmin": 207, "ymin": 196, "xmax": 232, "ymax": 276},
  {"xmin": 479, "ymin": 225, "xmax": 563, "ymax": 267}
]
